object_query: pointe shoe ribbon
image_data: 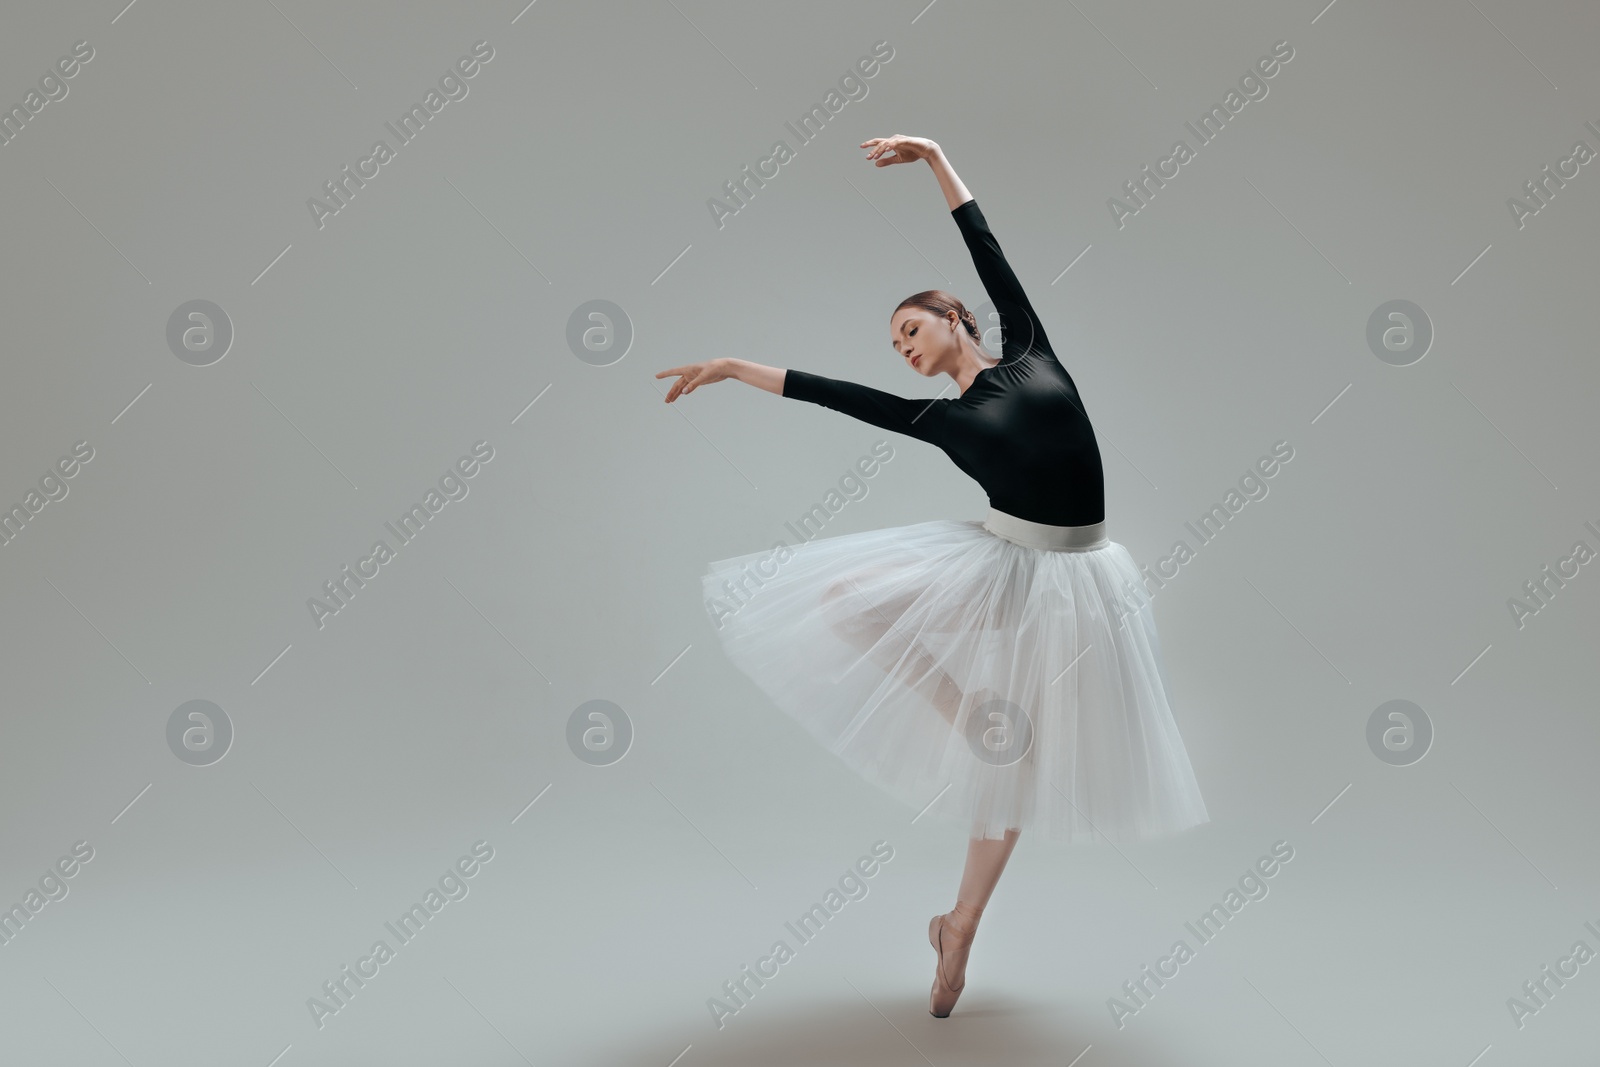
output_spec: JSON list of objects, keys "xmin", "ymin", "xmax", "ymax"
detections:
[{"xmin": 927, "ymin": 911, "xmax": 977, "ymax": 1017}]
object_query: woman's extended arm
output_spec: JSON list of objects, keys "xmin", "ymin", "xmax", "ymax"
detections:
[
  {"xmin": 658, "ymin": 358, "xmax": 948, "ymax": 444},
  {"xmin": 658, "ymin": 358, "xmax": 782, "ymax": 401}
]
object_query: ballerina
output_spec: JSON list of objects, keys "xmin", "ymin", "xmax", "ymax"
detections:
[{"xmin": 659, "ymin": 134, "xmax": 1209, "ymax": 1018}]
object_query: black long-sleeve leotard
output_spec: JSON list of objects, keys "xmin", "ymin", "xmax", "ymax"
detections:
[{"xmin": 782, "ymin": 197, "xmax": 1105, "ymax": 527}]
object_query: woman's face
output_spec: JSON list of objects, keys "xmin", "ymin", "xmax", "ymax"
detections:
[{"xmin": 890, "ymin": 307, "xmax": 961, "ymax": 379}]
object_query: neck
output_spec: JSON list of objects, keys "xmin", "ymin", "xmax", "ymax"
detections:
[{"xmin": 951, "ymin": 339, "xmax": 996, "ymax": 395}]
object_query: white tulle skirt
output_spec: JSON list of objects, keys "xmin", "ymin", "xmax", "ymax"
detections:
[{"xmin": 702, "ymin": 508, "xmax": 1210, "ymax": 843}]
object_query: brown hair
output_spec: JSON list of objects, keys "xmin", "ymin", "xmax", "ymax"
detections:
[{"xmin": 893, "ymin": 290, "xmax": 980, "ymax": 342}]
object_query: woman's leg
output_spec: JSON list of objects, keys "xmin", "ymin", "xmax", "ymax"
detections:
[
  {"xmin": 822, "ymin": 573, "xmax": 971, "ymax": 724},
  {"xmin": 930, "ymin": 827, "xmax": 1021, "ymax": 1016},
  {"xmin": 950, "ymin": 827, "xmax": 1021, "ymax": 932}
]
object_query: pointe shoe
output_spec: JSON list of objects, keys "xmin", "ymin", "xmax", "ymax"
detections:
[{"xmin": 927, "ymin": 910, "xmax": 978, "ymax": 1017}]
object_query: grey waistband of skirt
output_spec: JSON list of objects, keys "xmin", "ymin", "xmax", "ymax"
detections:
[{"xmin": 982, "ymin": 507, "xmax": 1109, "ymax": 552}]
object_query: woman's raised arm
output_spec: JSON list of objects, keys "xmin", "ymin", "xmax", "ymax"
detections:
[{"xmin": 861, "ymin": 135, "xmax": 971, "ymax": 211}]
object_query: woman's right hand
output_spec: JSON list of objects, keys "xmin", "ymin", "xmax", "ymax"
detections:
[
  {"xmin": 861, "ymin": 135, "xmax": 940, "ymax": 167},
  {"xmin": 657, "ymin": 358, "xmax": 734, "ymax": 403}
]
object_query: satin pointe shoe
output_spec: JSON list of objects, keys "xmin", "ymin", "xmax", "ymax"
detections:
[{"xmin": 927, "ymin": 908, "xmax": 979, "ymax": 1017}]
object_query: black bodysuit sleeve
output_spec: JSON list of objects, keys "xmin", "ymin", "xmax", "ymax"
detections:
[
  {"xmin": 951, "ymin": 198, "xmax": 1056, "ymax": 365},
  {"xmin": 782, "ymin": 368, "xmax": 948, "ymax": 445}
]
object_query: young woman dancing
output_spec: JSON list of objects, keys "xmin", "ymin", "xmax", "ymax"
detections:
[{"xmin": 658, "ymin": 135, "xmax": 1208, "ymax": 1018}]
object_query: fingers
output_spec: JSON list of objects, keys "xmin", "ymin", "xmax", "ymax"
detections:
[{"xmin": 664, "ymin": 374, "xmax": 695, "ymax": 402}]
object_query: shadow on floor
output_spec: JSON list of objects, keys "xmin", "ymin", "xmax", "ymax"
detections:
[{"xmin": 581, "ymin": 988, "xmax": 1180, "ymax": 1067}]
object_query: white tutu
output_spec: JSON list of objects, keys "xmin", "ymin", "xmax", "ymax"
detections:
[{"xmin": 702, "ymin": 508, "xmax": 1210, "ymax": 843}]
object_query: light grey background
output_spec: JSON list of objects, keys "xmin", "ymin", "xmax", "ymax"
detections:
[{"xmin": 2, "ymin": 1, "xmax": 1597, "ymax": 1064}]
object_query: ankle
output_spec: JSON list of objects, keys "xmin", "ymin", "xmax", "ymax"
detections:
[{"xmin": 948, "ymin": 901, "xmax": 983, "ymax": 932}]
